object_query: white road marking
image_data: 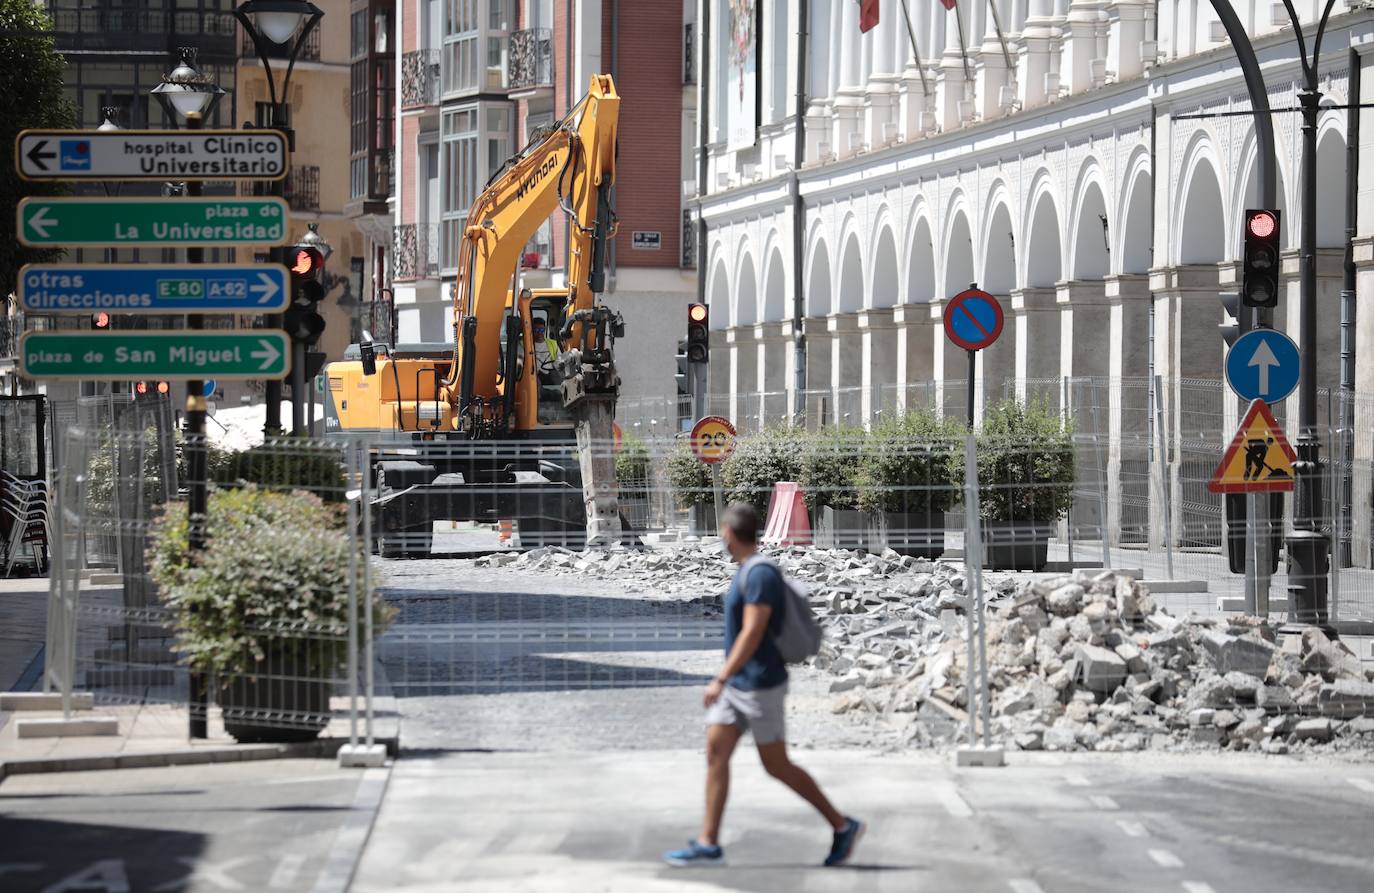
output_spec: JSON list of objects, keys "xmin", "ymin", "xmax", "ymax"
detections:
[
  {"xmin": 1347, "ymin": 778, "xmax": 1374, "ymax": 794},
  {"xmin": 1008, "ymin": 880, "xmax": 1046, "ymax": 893},
  {"xmin": 1116, "ymin": 820, "xmax": 1149, "ymax": 838},
  {"xmin": 1088, "ymin": 794, "xmax": 1119, "ymax": 810},
  {"xmin": 1064, "ymin": 773, "xmax": 1091, "ymax": 787},
  {"xmin": 1181, "ymin": 883, "xmax": 1217, "ymax": 893},
  {"xmin": 38, "ymin": 860, "xmax": 129, "ymax": 893},
  {"xmin": 1149, "ymin": 849, "xmax": 1185, "ymax": 869},
  {"xmin": 937, "ymin": 786, "xmax": 974, "ymax": 818},
  {"xmin": 153, "ymin": 856, "xmax": 253, "ymax": 891},
  {"xmin": 268, "ymin": 853, "xmax": 306, "ymax": 889}
]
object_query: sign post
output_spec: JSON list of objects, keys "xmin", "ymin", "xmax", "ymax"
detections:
[
  {"xmin": 1224, "ymin": 329, "xmax": 1299, "ymax": 613},
  {"xmin": 942, "ymin": 287, "xmax": 1005, "ymax": 427},
  {"xmin": 691, "ymin": 415, "xmax": 738, "ymax": 531}
]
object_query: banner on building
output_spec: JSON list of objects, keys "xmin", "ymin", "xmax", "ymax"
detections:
[{"xmin": 723, "ymin": 0, "xmax": 759, "ymax": 152}]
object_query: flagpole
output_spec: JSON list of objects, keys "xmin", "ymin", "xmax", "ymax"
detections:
[
  {"xmin": 986, "ymin": 0, "xmax": 1014, "ymax": 70},
  {"xmin": 952, "ymin": 0, "xmax": 973, "ymax": 83},
  {"xmin": 899, "ymin": 0, "xmax": 930, "ymax": 95}
]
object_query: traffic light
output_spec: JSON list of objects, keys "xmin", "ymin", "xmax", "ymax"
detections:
[
  {"xmin": 284, "ymin": 245, "xmax": 326, "ymax": 342},
  {"xmin": 134, "ymin": 381, "xmax": 169, "ymax": 396},
  {"xmin": 92, "ymin": 311, "xmax": 110, "ymax": 330},
  {"xmin": 686, "ymin": 303, "xmax": 709, "ymax": 363},
  {"xmin": 1241, "ymin": 209, "xmax": 1281, "ymax": 308},
  {"xmin": 1218, "ymin": 291, "xmax": 1242, "ymax": 348}
]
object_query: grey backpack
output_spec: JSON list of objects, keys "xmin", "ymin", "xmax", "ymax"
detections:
[{"xmin": 745, "ymin": 556, "xmax": 824, "ymax": 664}]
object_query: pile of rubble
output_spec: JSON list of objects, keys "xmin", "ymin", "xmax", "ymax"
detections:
[
  {"xmin": 476, "ymin": 545, "xmax": 1374, "ymax": 753},
  {"xmin": 823, "ymin": 568, "xmax": 1374, "ymax": 753}
]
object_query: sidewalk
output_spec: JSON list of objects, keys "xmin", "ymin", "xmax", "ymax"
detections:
[{"xmin": 0, "ymin": 576, "xmax": 51, "ymax": 698}]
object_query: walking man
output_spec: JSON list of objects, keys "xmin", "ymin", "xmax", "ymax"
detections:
[{"xmin": 663, "ymin": 502, "xmax": 863, "ymax": 868}]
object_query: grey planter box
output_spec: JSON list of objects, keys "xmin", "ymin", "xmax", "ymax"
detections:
[
  {"xmin": 689, "ymin": 502, "xmax": 717, "ymax": 537},
  {"xmin": 868, "ymin": 509, "xmax": 946, "ymax": 558},
  {"xmin": 814, "ymin": 505, "xmax": 868, "ymax": 551},
  {"xmin": 982, "ymin": 520, "xmax": 1054, "ymax": 571}
]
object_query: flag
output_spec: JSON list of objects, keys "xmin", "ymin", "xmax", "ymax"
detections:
[
  {"xmin": 939, "ymin": 0, "xmax": 957, "ymax": 9},
  {"xmin": 859, "ymin": 0, "xmax": 879, "ymax": 33}
]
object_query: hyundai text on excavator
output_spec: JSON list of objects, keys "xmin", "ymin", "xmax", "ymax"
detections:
[{"xmin": 323, "ymin": 75, "xmax": 626, "ymax": 555}]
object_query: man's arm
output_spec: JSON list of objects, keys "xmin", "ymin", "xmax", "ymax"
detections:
[{"xmin": 703, "ymin": 603, "xmax": 772, "ymax": 707}]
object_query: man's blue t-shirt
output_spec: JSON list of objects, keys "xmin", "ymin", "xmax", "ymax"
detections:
[{"xmin": 723, "ymin": 558, "xmax": 788, "ymax": 691}]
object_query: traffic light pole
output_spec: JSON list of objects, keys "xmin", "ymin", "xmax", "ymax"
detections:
[
  {"xmin": 263, "ymin": 105, "xmax": 292, "ymax": 437},
  {"xmin": 1209, "ymin": 0, "xmax": 1280, "ymax": 618}
]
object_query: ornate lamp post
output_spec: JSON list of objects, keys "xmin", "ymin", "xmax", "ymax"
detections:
[{"xmin": 234, "ymin": 0, "xmax": 324, "ymax": 436}]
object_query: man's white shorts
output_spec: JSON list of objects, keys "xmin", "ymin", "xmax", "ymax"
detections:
[{"xmin": 705, "ymin": 682, "xmax": 787, "ymax": 744}]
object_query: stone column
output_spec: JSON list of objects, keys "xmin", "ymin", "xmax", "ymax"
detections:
[
  {"xmin": 858, "ymin": 307, "xmax": 898, "ymax": 425},
  {"xmin": 1102, "ymin": 274, "xmax": 1151, "ymax": 547},
  {"xmin": 1353, "ymin": 238, "xmax": 1374, "ymax": 567},
  {"xmin": 754, "ymin": 321, "xmax": 791, "ymax": 428},
  {"xmin": 894, "ymin": 303, "xmax": 937, "ymax": 412},
  {"xmin": 708, "ymin": 329, "xmax": 729, "ymax": 417},
  {"xmin": 833, "ymin": 5, "xmax": 865, "ymax": 157},
  {"xmin": 1105, "ymin": 0, "xmax": 1147, "ymax": 83},
  {"xmin": 1010, "ymin": 287, "xmax": 1060, "ymax": 401},
  {"xmin": 1057, "ymin": 279, "xmax": 1109, "ymax": 381},
  {"xmin": 803, "ymin": 316, "xmax": 832, "ymax": 428},
  {"xmin": 975, "ymin": 0, "xmax": 1014, "ymax": 121},
  {"xmin": 1018, "ymin": 0, "xmax": 1056, "ymax": 110},
  {"xmin": 1149, "ymin": 264, "xmax": 1224, "ymax": 551},
  {"xmin": 828, "ymin": 313, "xmax": 863, "ymax": 426},
  {"xmin": 865, "ymin": 3, "xmax": 900, "ymax": 148},
  {"xmin": 931, "ymin": 298, "xmax": 968, "ymax": 420},
  {"xmin": 935, "ymin": 1, "xmax": 969, "ymax": 131},
  {"xmin": 1059, "ymin": 0, "xmax": 1102, "ymax": 95},
  {"xmin": 727, "ymin": 326, "xmax": 759, "ymax": 426}
]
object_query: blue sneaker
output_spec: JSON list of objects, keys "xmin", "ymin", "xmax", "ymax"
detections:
[
  {"xmin": 663, "ymin": 839, "xmax": 724, "ymax": 867},
  {"xmin": 824, "ymin": 817, "xmax": 865, "ymax": 867}
]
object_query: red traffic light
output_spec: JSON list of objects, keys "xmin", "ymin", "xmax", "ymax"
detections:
[
  {"xmin": 289, "ymin": 246, "xmax": 325, "ymax": 278},
  {"xmin": 92, "ymin": 311, "xmax": 110, "ymax": 329},
  {"xmin": 1247, "ymin": 210, "xmax": 1277, "ymax": 240},
  {"xmin": 135, "ymin": 381, "xmax": 148, "ymax": 395},
  {"xmin": 688, "ymin": 303, "xmax": 708, "ymax": 324}
]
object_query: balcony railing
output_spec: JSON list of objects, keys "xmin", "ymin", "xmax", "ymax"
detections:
[
  {"xmin": 681, "ymin": 209, "xmax": 696, "ymax": 269},
  {"xmin": 393, "ymin": 223, "xmax": 441, "ymax": 281},
  {"xmin": 684, "ymin": 23, "xmax": 696, "ymax": 85},
  {"xmin": 401, "ymin": 49, "xmax": 441, "ymax": 109},
  {"xmin": 44, "ymin": 7, "xmax": 237, "ymax": 56},
  {"xmin": 240, "ymin": 26, "xmax": 321, "ymax": 62},
  {"xmin": 508, "ymin": 28, "xmax": 552, "ymax": 90},
  {"xmin": 287, "ymin": 165, "xmax": 320, "ymax": 212}
]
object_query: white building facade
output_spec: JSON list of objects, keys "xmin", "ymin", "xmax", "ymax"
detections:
[{"xmin": 698, "ymin": 0, "xmax": 1374, "ymax": 563}]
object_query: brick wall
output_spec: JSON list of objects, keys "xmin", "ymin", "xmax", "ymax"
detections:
[
  {"xmin": 608, "ymin": 3, "xmax": 683, "ymax": 270},
  {"xmin": 400, "ymin": 115, "xmax": 419, "ymax": 225}
]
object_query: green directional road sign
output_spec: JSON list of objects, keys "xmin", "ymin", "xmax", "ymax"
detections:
[
  {"xmin": 16, "ymin": 196, "xmax": 289, "ymax": 248},
  {"xmin": 19, "ymin": 331, "xmax": 291, "ymax": 381}
]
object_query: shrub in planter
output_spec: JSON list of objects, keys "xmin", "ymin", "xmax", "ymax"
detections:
[
  {"xmin": 720, "ymin": 427, "xmax": 805, "ymax": 517},
  {"xmin": 212, "ymin": 439, "xmax": 346, "ymax": 501},
  {"xmin": 856, "ymin": 410, "xmax": 963, "ymax": 557},
  {"xmin": 800, "ymin": 427, "xmax": 868, "ymax": 550},
  {"xmin": 976, "ymin": 398, "xmax": 1075, "ymax": 571},
  {"xmin": 148, "ymin": 486, "xmax": 392, "ymax": 742}
]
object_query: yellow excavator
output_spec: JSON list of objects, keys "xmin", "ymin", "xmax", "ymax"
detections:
[{"xmin": 324, "ymin": 75, "xmax": 626, "ymax": 554}]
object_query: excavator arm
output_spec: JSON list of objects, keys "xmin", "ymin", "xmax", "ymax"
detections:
[{"xmin": 445, "ymin": 74, "xmax": 624, "ymax": 544}]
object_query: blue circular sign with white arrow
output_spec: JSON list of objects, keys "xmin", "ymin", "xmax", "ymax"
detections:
[{"xmin": 1226, "ymin": 328, "xmax": 1300, "ymax": 404}]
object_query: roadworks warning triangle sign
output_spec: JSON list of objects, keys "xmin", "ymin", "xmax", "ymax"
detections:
[{"xmin": 1208, "ymin": 399, "xmax": 1297, "ymax": 494}]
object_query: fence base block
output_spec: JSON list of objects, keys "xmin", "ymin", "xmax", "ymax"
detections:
[
  {"xmin": 337, "ymin": 743, "xmax": 388, "ymax": 768},
  {"xmin": 0, "ymin": 692, "xmax": 95, "ymax": 711},
  {"xmin": 15, "ymin": 716, "xmax": 119, "ymax": 738},
  {"xmin": 954, "ymin": 745, "xmax": 1005, "ymax": 768}
]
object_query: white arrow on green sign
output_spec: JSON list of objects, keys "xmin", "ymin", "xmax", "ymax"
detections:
[
  {"xmin": 19, "ymin": 331, "xmax": 291, "ymax": 381},
  {"xmin": 16, "ymin": 196, "xmax": 289, "ymax": 248}
]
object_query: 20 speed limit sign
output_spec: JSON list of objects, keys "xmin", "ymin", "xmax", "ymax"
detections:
[{"xmin": 690, "ymin": 415, "xmax": 738, "ymax": 464}]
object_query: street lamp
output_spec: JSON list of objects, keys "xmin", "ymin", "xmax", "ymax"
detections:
[
  {"xmin": 96, "ymin": 106, "xmax": 121, "ymax": 132},
  {"xmin": 152, "ymin": 48, "xmax": 222, "ymax": 740},
  {"xmin": 150, "ymin": 47, "xmax": 224, "ymax": 127},
  {"xmin": 235, "ymin": 0, "xmax": 324, "ymax": 436}
]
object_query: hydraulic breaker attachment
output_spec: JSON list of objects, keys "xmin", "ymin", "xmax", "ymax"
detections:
[{"xmin": 558, "ymin": 304, "xmax": 625, "ymax": 546}]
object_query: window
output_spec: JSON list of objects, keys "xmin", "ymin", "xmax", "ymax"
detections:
[
  {"xmin": 440, "ymin": 103, "xmax": 514, "ymax": 272},
  {"xmin": 443, "ymin": 0, "xmax": 479, "ymax": 94}
]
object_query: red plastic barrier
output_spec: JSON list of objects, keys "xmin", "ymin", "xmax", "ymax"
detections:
[{"xmin": 761, "ymin": 481, "xmax": 812, "ymax": 547}]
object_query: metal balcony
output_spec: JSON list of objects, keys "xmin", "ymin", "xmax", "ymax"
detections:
[
  {"xmin": 402, "ymin": 50, "xmax": 441, "ymax": 109},
  {"xmin": 287, "ymin": 165, "xmax": 320, "ymax": 212},
  {"xmin": 508, "ymin": 28, "xmax": 552, "ymax": 90},
  {"xmin": 240, "ymin": 25, "xmax": 321, "ymax": 62},
  {"xmin": 393, "ymin": 223, "xmax": 441, "ymax": 281},
  {"xmin": 43, "ymin": 6, "xmax": 237, "ymax": 58}
]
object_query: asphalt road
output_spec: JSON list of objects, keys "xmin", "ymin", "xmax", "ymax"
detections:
[
  {"xmin": 352, "ymin": 749, "xmax": 1374, "ymax": 893},
  {"xmin": 0, "ymin": 759, "xmax": 378, "ymax": 893}
]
